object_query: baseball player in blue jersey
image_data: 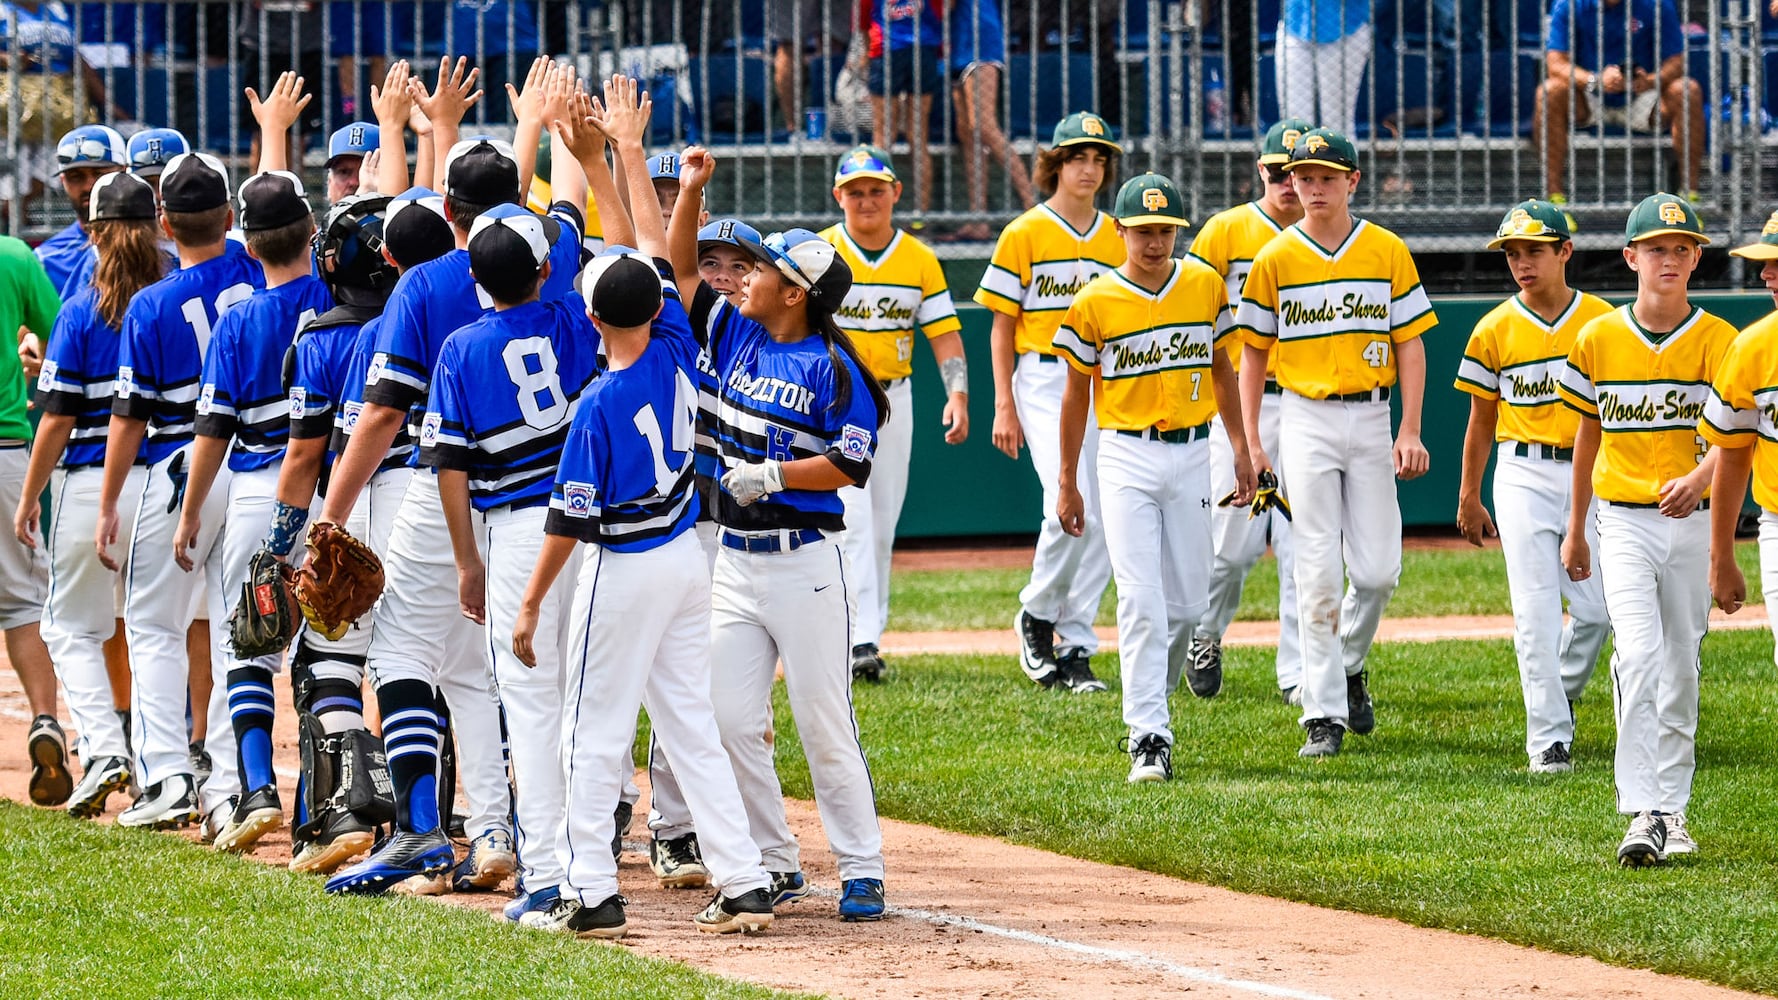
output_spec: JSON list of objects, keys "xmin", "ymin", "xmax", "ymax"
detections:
[
  {"xmin": 37, "ymin": 126, "xmax": 127, "ymax": 299},
  {"xmin": 512, "ymin": 109, "xmax": 773, "ymax": 938},
  {"xmin": 276, "ymin": 193, "xmax": 406, "ymax": 875},
  {"xmin": 422, "ymin": 200, "xmax": 605, "ymax": 920},
  {"xmin": 14, "ymin": 172, "xmax": 164, "ymax": 819},
  {"xmin": 173, "ymin": 171, "xmax": 333, "ymax": 852},
  {"xmin": 100, "ymin": 152, "xmax": 265, "ymax": 831},
  {"xmin": 322, "ymin": 134, "xmax": 589, "ymax": 896}
]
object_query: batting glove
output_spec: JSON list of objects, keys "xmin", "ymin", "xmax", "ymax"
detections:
[{"xmin": 722, "ymin": 460, "xmax": 786, "ymax": 506}]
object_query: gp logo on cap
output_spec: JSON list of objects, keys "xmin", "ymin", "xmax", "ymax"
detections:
[
  {"xmin": 1081, "ymin": 116, "xmax": 1106, "ymax": 137},
  {"xmin": 1304, "ymin": 134, "xmax": 1329, "ymax": 154},
  {"xmin": 1142, "ymin": 188, "xmax": 1168, "ymax": 211},
  {"xmin": 1282, "ymin": 128, "xmax": 1303, "ymax": 150},
  {"xmin": 1659, "ymin": 201, "xmax": 1687, "ymax": 225}
]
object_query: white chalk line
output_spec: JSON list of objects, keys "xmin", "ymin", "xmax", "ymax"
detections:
[{"xmin": 805, "ymin": 887, "xmax": 1338, "ymax": 1000}]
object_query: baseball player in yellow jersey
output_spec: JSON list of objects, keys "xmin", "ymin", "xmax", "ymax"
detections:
[
  {"xmin": 1185, "ymin": 116, "xmax": 1310, "ymax": 703},
  {"xmin": 1234, "ymin": 128, "xmax": 1438, "ymax": 759},
  {"xmin": 1705, "ymin": 210, "xmax": 1778, "ymax": 628},
  {"xmin": 1054, "ymin": 173, "xmax": 1256, "ymax": 783},
  {"xmin": 975, "ymin": 111, "xmax": 1125, "ymax": 692},
  {"xmin": 1455, "ymin": 201, "xmax": 1613, "ymax": 774},
  {"xmin": 822, "ymin": 145, "xmax": 968, "ymax": 682},
  {"xmin": 1558, "ymin": 193, "xmax": 1737, "ymax": 867}
]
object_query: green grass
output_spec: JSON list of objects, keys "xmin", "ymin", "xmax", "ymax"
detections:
[
  {"xmin": 0, "ymin": 803, "xmax": 809, "ymax": 1000},
  {"xmin": 771, "ymin": 629, "xmax": 1778, "ymax": 994},
  {"xmin": 887, "ymin": 540, "xmax": 1768, "ymax": 630}
]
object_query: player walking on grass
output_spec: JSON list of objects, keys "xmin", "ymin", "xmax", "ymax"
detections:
[
  {"xmin": 512, "ymin": 101, "xmax": 774, "ymax": 938},
  {"xmin": 101, "ymin": 152, "xmax": 265, "ymax": 830},
  {"xmin": 1234, "ymin": 128, "xmax": 1437, "ymax": 759},
  {"xmin": 1559, "ymin": 193, "xmax": 1734, "ymax": 867},
  {"xmin": 976, "ymin": 111, "xmax": 1124, "ymax": 694},
  {"xmin": 821, "ymin": 145, "xmax": 967, "ymax": 683},
  {"xmin": 1055, "ymin": 173, "xmax": 1255, "ymax": 783},
  {"xmin": 1454, "ymin": 200, "xmax": 1612, "ymax": 775},
  {"xmin": 1185, "ymin": 117, "xmax": 1310, "ymax": 703},
  {"xmin": 16, "ymin": 172, "xmax": 158, "ymax": 818}
]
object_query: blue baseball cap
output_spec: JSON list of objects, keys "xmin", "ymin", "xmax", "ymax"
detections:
[
  {"xmin": 55, "ymin": 125, "xmax": 128, "ymax": 176},
  {"xmin": 739, "ymin": 228, "xmax": 852, "ymax": 305},
  {"xmin": 326, "ymin": 122, "xmax": 379, "ymax": 167},
  {"xmin": 698, "ymin": 218, "xmax": 761, "ymax": 251},
  {"xmin": 647, "ymin": 152, "xmax": 681, "ymax": 184},
  {"xmin": 126, "ymin": 127, "xmax": 190, "ymax": 177}
]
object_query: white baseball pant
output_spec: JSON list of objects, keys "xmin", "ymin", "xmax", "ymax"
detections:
[
  {"xmin": 1013, "ymin": 353, "xmax": 1111, "ymax": 654},
  {"xmin": 292, "ymin": 466, "xmax": 411, "ymax": 683},
  {"xmin": 0, "ymin": 446, "xmax": 47, "ymax": 631},
  {"xmin": 562, "ymin": 531, "xmax": 770, "ymax": 905},
  {"xmin": 839, "ymin": 377, "xmax": 913, "ymax": 648},
  {"xmin": 1598, "ymin": 502, "xmax": 1708, "ymax": 816},
  {"xmin": 366, "ymin": 471, "xmax": 510, "ymax": 840},
  {"xmin": 43, "ymin": 464, "xmax": 141, "ymax": 763},
  {"xmin": 1760, "ymin": 510, "xmax": 1778, "ymax": 670},
  {"xmin": 711, "ymin": 534, "xmax": 886, "ymax": 880},
  {"xmin": 640, "ymin": 518, "xmax": 721, "ymax": 842},
  {"xmin": 1277, "ymin": 393, "xmax": 1401, "ymax": 730},
  {"xmin": 480, "ymin": 505, "xmax": 579, "ymax": 892},
  {"xmin": 125, "ymin": 445, "xmax": 231, "ymax": 788},
  {"xmin": 1492, "ymin": 445, "xmax": 1609, "ymax": 758},
  {"xmin": 1277, "ymin": 22, "xmax": 1372, "ymax": 138},
  {"xmin": 1097, "ymin": 431, "xmax": 1212, "ymax": 744},
  {"xmin": 1200, "ymin": 395, "xmax": 1301, "ymax": 690}
]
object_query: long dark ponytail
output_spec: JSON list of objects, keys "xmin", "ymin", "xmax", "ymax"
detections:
[
  {"xmin": 807, "ymin": 297, "xmax": 890, "ymax": 428},
  {"xmin": 90, "ymin": 218, "xmax": 169, "ymax": 329}
]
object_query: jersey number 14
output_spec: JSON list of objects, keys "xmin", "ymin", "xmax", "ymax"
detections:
[{"xmin": 632, "ymin": 370, "xmax": 699, "ymax": 495}]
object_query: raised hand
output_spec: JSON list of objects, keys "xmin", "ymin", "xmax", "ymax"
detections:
[
  {"xmin": 505, "ymin": 55, "xmax": 551, "ymax": 124},
  {"xmin": 245, "ymin": 70, "xmax": 311, "ymax": 135},
  {"xmin": 550, "ymin": 90, "xmax": 609, "ymax": 165},
  {"xmin": 370, "ymin": 59, "xmax": 413, "ymax": 129},
  {"xmin": 592, "ymin": 74, "xmax": 652, "ymax": 147},
  {"xmin": 411, "ymin": 56, "xmax": 482, "ymax": 130}
]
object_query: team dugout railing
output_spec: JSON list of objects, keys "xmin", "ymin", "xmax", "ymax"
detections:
[{"xmin": 1, "ymin": 0, "xmax": 1772, "ymax": 255}]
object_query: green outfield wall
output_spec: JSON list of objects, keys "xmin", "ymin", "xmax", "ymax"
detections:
[{"xmin": 896, "ymin": 293, "xmax": 1773, "ymax": 539}]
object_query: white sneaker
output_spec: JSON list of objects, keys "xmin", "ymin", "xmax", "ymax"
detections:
[
  {"xmin": 1662, "ymin": 813, "xmax": 1697, "ymax": 856},
  {"xmin": 1617, "ymin": 811, "xmax": 1666, "ymax": 867}
]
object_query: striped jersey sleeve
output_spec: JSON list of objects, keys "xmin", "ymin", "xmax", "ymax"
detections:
[
  {"xmin": 1454, "ymin": 317, "xmax": 1502, "ymax": 397},
  {"xmin": 1388, "ymin": 237, "xmax": 1437, "ymax": 342},
  {"xmin": 917, "ymin": 251, "xmax": 961, "ymax": 338}
]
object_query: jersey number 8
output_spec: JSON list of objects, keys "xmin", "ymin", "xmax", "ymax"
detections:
[{"xmin": 503, "ymin": 337, "xmax": 569, "ymax": 429}]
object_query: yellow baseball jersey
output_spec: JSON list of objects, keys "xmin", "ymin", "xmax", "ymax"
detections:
[
  {"xmin": 1234, "ymin": 220, "xmax": 1438, "ymax": 397},
  {"xmin": 1700, "ymin": 310, "xmax": 1778, "ymax": 512},
  {"xmin": 1052, "ymin": 259, "xmax": 1232, "ymax": 432},
  {"xmin": 1558, "ymin": 304, "xmax": 1739, "ymax": 505},
  {"xmin": 973, "ymin": 205, "xmax": 1126, "ymax": 357},
  {"xmin": 527, "ymin": 176, "xmax": 604, "ymax": 245},
  {"xmin": 820, "ymin": 225, "xmax": 962, "ymax": 382},
  {"xmin": 1454, "ymin": 291, "xmax": 1615, "ymax": 448}
]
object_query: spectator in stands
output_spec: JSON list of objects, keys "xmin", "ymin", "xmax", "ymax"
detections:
[
  {"xmin": 1276, "ymin": 0, "xmax": 1371, "ymax": 138},
  {"xmin": 766, "ymin": 0, "xmax": 849, "ymax": 136},
  {"xmin": 950, "ymin": 0, "xmax": 1032, "ymax": 240},
  {"xmin": 416, "ymin": 0, "xmax": 539, "ymax": 124},
  {"xmin": 329, "ymin": 2, "xmax": 413, "ymax": 121},
  {"xmin": 857, "ymin": 0, "xmax": 941, "ymax": 215},
  {"xmin": 1534, "ymin": 0, "xmax": 1704, "ymax": 204}
]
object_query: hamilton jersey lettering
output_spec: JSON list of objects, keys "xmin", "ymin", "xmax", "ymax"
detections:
[
  {"xmin": 195, "ymin": 275, "xmax": 333, "ymax": 472},
  {"xmin": 724, "ymin": 368, "xmax": 817, "ymax": 415},
  {"xmin": 1702, "ymin": 310, "xmax": 1778, "ymax": 512},
  {"xmin": 113, "ymin": 250, "xmax": 266, "ymax": 464},
  {"xmin": 974, "ymin": 204, "xmax": 1125, "ymax": 357},
  {"xmin": 1455, "ymin": 291, "xmax": 1614, "ymax": 448},
  {"xmin": 36, "ymin": 286, "xmax": 145, "ymax": 469}
]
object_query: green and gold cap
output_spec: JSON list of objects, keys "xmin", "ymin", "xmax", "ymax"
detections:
[
  {"xmin": 1284, "ymin": 127, "xmax": 1358, "ymax": 173},
  {"xmin": 1729, "ymin": 209, "xmax": 1778, "ymax": 261},
  {"xmin": 833, "ymin": 145, "xmax": 898, "ymax": 186},
  {"xmin": 1113, "ymin": 173, "xmax": 1188, "ymax": 227},
  {"xmin": 1625, "ymin": 192, "xmax": 1709, "ymax": 245},
  {"xmin": 1485, "ymin": 200, "xmax": 1573, "ymax": 250},
  {"xmin": 1051, "ymin": 111, "xmax": 1123, "ymax": 153},
  {"xmin": 1259, "ymin": 117, "xmax": 1314, "ymax": 165}
]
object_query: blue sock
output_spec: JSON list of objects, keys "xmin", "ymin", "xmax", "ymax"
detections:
[
  {"xmin": 377, "ymin": 680, "xmax": 440, "ymax": 834},
  {"xmin": 226, "ymin": 667, "xmax": 276, "ymax": 791}
]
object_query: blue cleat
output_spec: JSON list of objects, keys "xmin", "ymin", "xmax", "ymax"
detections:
[
  {"xmin": 324, "ymin": 829, "xmax": 455, "ymax": 895},
  {"xmin": 838, "ymin": 878, "xmax": 885, "ymax": 921},
  {"xmin": 504, "ymin": 884, "xmax": 562, "ymax": 922}
]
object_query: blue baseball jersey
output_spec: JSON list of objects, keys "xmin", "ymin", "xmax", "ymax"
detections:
[
  {"xmin": 35, "ymin": 221, "xmax": 88, "ymax": 297},
  {"xmin": 548, "ymin": 282, "xmax": 701, "ymax": 551},
  {"xmin": 687, "ymin": 285, "xmax": 725, "ymax": 520},
  {"xmin": 363, "ymin": 203, "xmax": 584, "ymax": 458},
  {"xmin": 114, "ymin": 251, "xmax": 265, "ymax": 464},
  {"xmin": 196, "ymin": 275, "xmax": 333, "ymax": 472},
  {"xmin": 289, "ymin": 310, "xmax": 368, "ymax": 443},
  {"xmin": 699, "ymin": 294, "xmax": 880, "ymax": 532},
  {"xmin": 421, "ymin": 293, "xmax": 602, "ymax": 511},
  {"xmin": 59, "ymin": 235, "xmax": 223, "ymax": 299},
  {"xmin": 36, "ymin": 286, "xmax": 145, "ymax": 469},
  {"xmin": 334, "ymin": 316, "xmax": 415, "ymax": 473}
]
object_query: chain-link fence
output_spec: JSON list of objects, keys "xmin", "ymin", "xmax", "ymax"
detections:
[{"xmin": 3, "ymin": 0, "xmax": 1772, "ymax": 253}]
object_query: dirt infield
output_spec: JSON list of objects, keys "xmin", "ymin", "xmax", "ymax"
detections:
[{"xmin": 1, "ymin": 647, "xmax": 1767, "ymax": 1000}]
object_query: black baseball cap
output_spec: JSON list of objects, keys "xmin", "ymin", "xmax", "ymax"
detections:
[
  {"xmin": 159, "ymin": 152, "xmax": 231, "ymax": 212},
  {"xmin": 383, "ymin": 186, "xmax": 454, "ymax": 269},
  {"xmin": 88, "ymin": 171, "xmax": 157, "ymax": 222},
  {"xmin": 578, "ymin": 251, "xmax": 663, "ymax": 328},
  {"xmin": 237, "ymin": 171, "xmax": 312, "ymax": 231},
  {"xmin": 467, "ymin": 203, "xmax": 560, "ymax": 298},
  {"xmin": 444, "ymin": 136, "xmax": 521, "ymax": 206}
]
